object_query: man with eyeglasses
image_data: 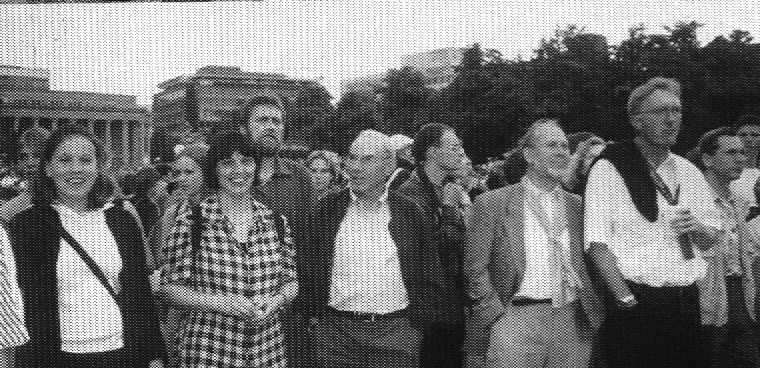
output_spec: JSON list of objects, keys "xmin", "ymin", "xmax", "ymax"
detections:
[
  {"xmin": 306, "ymin": 130, "xmax": 435, "ymax": 368},
  {"xmin": 466, "ymin": 119, "xmax": 604, "ymax": 368},
  {"xmin": 730, "ymin": 115, "xmax": 760, "ymax": 206},
  {"xmin": 585, "ymin": 77, "xmax": 721, "ymax": 368},
  {"xmin": 397, "ymin": 123, "xmax": 468, "ymax": 368},
  {"xmin": 240, "ymin": 96, "xmax": 314, "ymax": 368}
]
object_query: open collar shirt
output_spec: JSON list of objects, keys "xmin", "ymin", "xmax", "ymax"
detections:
[
  {"xmin": 516, "ymin": 177, "xmax": 574, "ymax": 301},
  {"xmin": 584, "ymin": 153, "xmax": 722, "ymax": 287},
  {"xmin": 328, "ymin": 188, "xmax": 409, "ymax": 314}
]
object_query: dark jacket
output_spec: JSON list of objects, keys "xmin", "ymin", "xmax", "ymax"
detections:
[
  {"xmin": 8, "ymin": 204, "xmax": 164, "ymax": 367},
  {"xmin": 387, "ymin": 167, "xmax": 413, "ymax": 191},
  {"xmin": 255, "ymin": 156, "xmax": 314, "ymax": 310},
  {"xmin": 396, "ymin": 169, "xmax": 466, "ymax": 325},
  {"xmin": 129, "ymin": 195, "xmax": 159, "ymax": 238},
  {"xmin": 305, "ymin": 188, "xmax": 443, "ymax": 330}
]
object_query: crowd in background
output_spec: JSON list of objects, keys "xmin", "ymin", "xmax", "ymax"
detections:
[{"xmin": 0, "ymin": 77, "xmax": 760, "ymax": 368}]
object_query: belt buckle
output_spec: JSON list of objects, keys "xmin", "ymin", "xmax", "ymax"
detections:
[{"xmin": 353, "ymin": 311, "xmax": 377, "ymax": 322}]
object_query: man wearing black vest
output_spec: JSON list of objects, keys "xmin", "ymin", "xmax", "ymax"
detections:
[{"xmin": 585, "ymin": 77, "xmax": 721, "ymax": 368}]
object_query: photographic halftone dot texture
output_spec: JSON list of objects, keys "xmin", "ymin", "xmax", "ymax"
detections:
[{"xmin": 2, "ymin": 1, "xmax": 760, "ymax": 368}]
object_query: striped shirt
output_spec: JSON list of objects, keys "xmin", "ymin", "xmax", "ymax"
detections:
[{"xmin": 0, "ymin": 226, "xmax": 28, "ymax": 349}]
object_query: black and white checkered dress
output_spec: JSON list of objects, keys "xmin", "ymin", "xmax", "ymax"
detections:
[{"xmin": 162, "ymin": 196, "xmax": 296, "ymax": 368}]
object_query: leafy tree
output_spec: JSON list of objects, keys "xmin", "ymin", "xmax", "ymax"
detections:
[
  {"xmin": 326, "ymin": 22, "xmax": 760, "ymax": 163},
  {"xmin": 289, "ymin": 82, "xmax": 334, "ymax": 145},
  {"xmin": 313, "ymin": 90, "xmax": 378, "ymax": 154},
  {"xmin": 376, "ymin": 66, "xmax": 430, "ymax": 136}
]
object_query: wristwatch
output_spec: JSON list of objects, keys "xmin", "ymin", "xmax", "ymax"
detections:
[{"xmin": 618, "ymin": 294, "xmax": 638, "ymax": 309}]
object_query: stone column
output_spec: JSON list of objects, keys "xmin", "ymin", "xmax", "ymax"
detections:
[
  {"xmin": 88, "ymin": 120, "xmax": 94, "ymax": 135},
  {"xmin": 12, "ymin": 117, "xmax": 19, "ymax": 133},
  {"xmin": 122, "ymin": 120, "xmax": 130, "ymax": 170},
  {"xmin": 104, "ymin": 120, "xmax": 112, "ymax": 169},
  {"xmin": 134, "ymin": 121, "xmax": 144, "ymax": 167}
]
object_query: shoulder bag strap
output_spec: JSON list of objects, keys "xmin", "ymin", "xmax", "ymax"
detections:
[{"xmin": 59, "ymin": 225, "xmax": 120, "ymax": 306}]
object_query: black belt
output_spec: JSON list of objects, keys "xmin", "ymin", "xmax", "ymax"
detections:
[
  {"xmin": 511, "ymin": 298, "xmax": 552, "ymax": 306},
  {"xmin": 325, "ymin": 306, "xmax": 407, "ymax": 322}
]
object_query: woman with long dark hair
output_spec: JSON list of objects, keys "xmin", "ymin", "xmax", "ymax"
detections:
[
  {"xmin": 7, "ymin": 125, "xmax": 164, "ymax": 368},
  {"xmin": 161, "ymin": 131, "xmax": 297, "ymax": 368}
]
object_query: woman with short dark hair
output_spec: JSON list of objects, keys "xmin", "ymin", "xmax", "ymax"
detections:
[
  {"xmin": 7, "ymin": 125, "xmax": 164, "ymax": 368},
  {"xmin": 161, "ymin": 130, "xmax": 297, "ymax": 368}
]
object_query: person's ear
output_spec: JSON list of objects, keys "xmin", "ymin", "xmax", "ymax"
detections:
[{"xmin": 701, "ymin": 153, "xmax": 713, "ymax": 170}]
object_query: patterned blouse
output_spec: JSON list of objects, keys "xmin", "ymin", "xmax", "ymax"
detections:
[{"xmin": 161, "ymin": 195, "xmax": 296, "ymax": 368}]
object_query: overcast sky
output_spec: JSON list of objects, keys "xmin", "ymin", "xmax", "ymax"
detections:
[{"xmin": 1, "ymin": 0, "xmax": 758, "ymax": 106}]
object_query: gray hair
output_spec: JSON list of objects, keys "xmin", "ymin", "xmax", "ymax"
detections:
[{"xmin": 627, "ymin": 77, "xmax": 681, "ymax": 117}]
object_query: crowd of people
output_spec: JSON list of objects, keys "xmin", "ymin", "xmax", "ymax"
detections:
[{"xmin": 0, "ymin": 77, "xmax": 759, "ymax": 368}]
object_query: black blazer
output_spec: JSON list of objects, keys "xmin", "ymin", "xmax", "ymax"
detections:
[
  {"xmin": 7, "ymin": 204, "xmax": 164, "ymax": 367},
  {"xmin": 305, "ymin": 188, "xmax": 444, "ymax": 330}
]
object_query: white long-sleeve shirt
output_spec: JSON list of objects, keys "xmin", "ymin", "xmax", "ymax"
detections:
[
  {"xmin": 0, "ymin": 226, "xmax": 28, "ymax": 349},
  {"xmin": 584, "ymin": 154, "xmax": 721, "ymax": 287},
  {"xmin": 328, "ymin": 191, "xmax": 409, "ymax": 314},
  {"xmin": 55, "ymin": 204, "xmax": 124, "ymax": 354}
]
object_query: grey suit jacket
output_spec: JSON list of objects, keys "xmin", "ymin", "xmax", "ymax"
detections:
[{"xmin": 464, "ymin": 182, "xmax": 605, "ymax": 335}]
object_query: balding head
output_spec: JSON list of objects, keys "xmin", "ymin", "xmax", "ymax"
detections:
[
  {"xmin": 346, "ymin": 130, "xmax": 396, "ymax": 198},
  {"xmin": 350, "ymin": 130, "xmax": 394, "ymax": 158}
]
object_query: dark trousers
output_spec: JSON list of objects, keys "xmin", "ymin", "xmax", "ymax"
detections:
[
  {"xmin": 60, "ymin": 349, "xmax": 127, "ymax": 368},
  {"xmin": 605, "ymin": 281, "xmax": 701, "ymax": 368},
  {"xmin": 312, "ymin": 311, "xmax": 421, "ymax": 368},
  {"xmin": 282, "ymin": 308, "xmax": 314, "ymax": 368},
  {"xmin": 420, "ymin": 322, "xmax": 463, "ymax": 368},
  {"xmin": 700, "ymin": 276, "xmax": 760, "ymax": 368}
]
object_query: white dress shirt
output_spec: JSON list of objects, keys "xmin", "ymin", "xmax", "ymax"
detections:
[
  {"xmin": 730, "ymin": 168, "xmax": 760, "ymax": 206},
  {"xmin": 584, "ymin": 153, "xmax": 721, "ymax": 287},
  {"xmin": 515, "ymin": 178, "xmax": 574, "ymax": 301},
  {"xmin": 328, "ymin": 190, "xmax": 409, "ymax": 314},
  {"xmin": 0, "ymin": 226, "xmax": 28, "ymax": 349},
  {"xmin": 55, "ymin": 204, "xmax": 124, "ymax": 353}
]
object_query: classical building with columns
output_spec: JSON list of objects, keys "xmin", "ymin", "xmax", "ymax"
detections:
[
  {"xmin": 153, "ymin": 65, "xmax": 321, "ymax": 146},
  {"xmin": 0, "ymin": 65, "xmax": 151, "ymax": 172}
]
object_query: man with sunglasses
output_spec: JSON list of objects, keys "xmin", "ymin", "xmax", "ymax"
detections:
[{"xmin": 585, "ymin": 77, "xmax": 721, "ymax": 368}]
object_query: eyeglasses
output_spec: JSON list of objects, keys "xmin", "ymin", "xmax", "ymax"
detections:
[
  {"xmin": 636, "ymin": 106, "xmax": 682, "ymax": 116},
  {"xmin": 255, "ymin": 116, "xmax": 284, "ymax": 126}
]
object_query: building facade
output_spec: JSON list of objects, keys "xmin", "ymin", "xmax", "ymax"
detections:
[
  {"xmin": 153, "ymin": 65, "xmax": 322, "ymax": 146},
  {"xmin": 400, "ymin": 47, "xmax": 465, "ymax": 90},
  {"xmin": 340, "ymin": 47, "xmax": 466, "ymax": 95},
  {"xmin": 0, "ymin": 65, "xmax": 151, "ymax": 172}
]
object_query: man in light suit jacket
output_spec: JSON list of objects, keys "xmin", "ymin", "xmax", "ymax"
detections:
[{"xmin": 464, "ymin": 119, "xmax": 604, "ymax": 368}]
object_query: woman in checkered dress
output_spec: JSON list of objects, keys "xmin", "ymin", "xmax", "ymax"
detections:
[{"xmin": 161, "ymin": 131, "xmax": 298, "ymax": 368}]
